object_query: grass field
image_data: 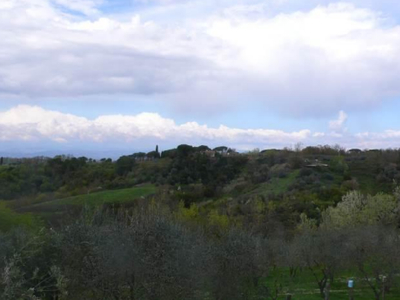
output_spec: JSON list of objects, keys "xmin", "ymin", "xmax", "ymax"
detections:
[
  {"xmin": 7, "ymin": 185, "xmax": 157, "ymax": 227},
  {"xmin": 36, "ymin": 184, "xmax": 156, "ymax": 207},
  {"xmin": 0, "ymin": 201, "xmax": 42, "ymax": 232},
  {"xmin": 258, "ymin": 170, "xmax": 300, "ymax": 195},
  {"xmin": 265, "ymin": 268, "xmax": 400, "ymax": 299}
]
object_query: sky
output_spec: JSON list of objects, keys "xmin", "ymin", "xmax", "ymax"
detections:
[{"xmin": 1, "ymin": 0, "xmax": 400, "ymax": 157}]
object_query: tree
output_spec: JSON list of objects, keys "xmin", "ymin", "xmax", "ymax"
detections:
[
  {"xmin": 56, "ymin": 207, "xmax": 210, "ymax": 300},
  {"xmin": 346, "ymin": 226, "xmax": 400, "ymax": 300},
  {"xmin": 209, "ymin": 229, "xmax": 268, "ymax": 300},
  {"xmin": 292, "ymin": 229, "xmax": 347, "ymax": 298},
  {"xmin": 115, "ymin": 155, "xmax": 135, "ymax": 176},
  {"xmin": 322, "ymin": 191, "xmax": 398, "ymax": 228}
]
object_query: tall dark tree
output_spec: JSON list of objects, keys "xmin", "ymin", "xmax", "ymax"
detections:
[{"xmin": 115, "ymin": 155, "xmax": 135, "ymax": 176}]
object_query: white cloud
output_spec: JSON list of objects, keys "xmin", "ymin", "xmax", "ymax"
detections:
[
  {"xmin": 0, "ymin": 105, "xmax": 311, "ymax": 148},
  {"xmin": 0, "ymin": 1, "xmax": 400, "ymax": 118},
  {"xmin": 313, "ymin": 132, "xmax": 325, "ymax": 137},
  {"xmin": 353, "ymin": 130, "xmax": 400, "ymax": 149},
  {"xmin": 1, "ymin": 105, "xmax": 400, "ymax": 151},
  {"xmin": 204, "ymin": 3, "xmax": 400, "ymax": 116},
  {"xmin": 329, "ymin": 110, "xmax": 348, "ymax": 132}
]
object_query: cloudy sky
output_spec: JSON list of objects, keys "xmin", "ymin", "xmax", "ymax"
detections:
[{"xmin": 1, "ymin": 0, "xmax": 400, "ymax": 157}]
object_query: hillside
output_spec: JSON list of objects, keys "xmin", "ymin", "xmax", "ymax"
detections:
[
  {"xmin": 1, "ymin": 145, "xmax": 400, "ymax": 299},
  {"xmin": 1, "ymin": 145, "xmax": 399, "ymax": 229}
]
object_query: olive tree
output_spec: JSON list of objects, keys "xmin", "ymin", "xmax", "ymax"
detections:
[
  {"xmin": 209, "ymin": 229, "xmax": 269, "ymax": 300},
  {"xmin": 346, "ymin": 226, "xmax": 400, "ymax": 300}
]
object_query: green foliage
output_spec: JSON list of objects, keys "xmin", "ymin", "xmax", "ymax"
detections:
[
  {"xmin": 2, "ymin": 207, "xmax": 400, "ymax": 299},
  {"xmin": 0, "ymin": 202, "xmax": 41, "ymax": 233},
  {"xmin": 208, "ymin": 209, "xmax": 230, "ymax": 230},
  {"xmin": 2, "ymin": 145, "xmax": 400, "ymax": 299},
  {"xmin": 115, "ymin": 155, "xmax": 136, "ymax": 176},
  {"xmin": 175, "ymin": 202, "xmax": 200, "ymax": 222},
  {"xmin": 258, "ymin": 169, "xmax": 299, "ymax": 195},
  {"xmin": 329, "ymin": 155, "xmax": 348, "ymax": 174},
  {"xmin": 166, "ymin": 149, "xmax": 248, "ymax": 197},
  {"xmin": 322, "ymin": 190, "xmax": 398, "ymax": 228}
]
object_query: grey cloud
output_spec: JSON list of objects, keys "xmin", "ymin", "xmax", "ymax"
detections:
[{"xmin": 1, "ymin": 1, "xmax": 400, "ymax": 119}]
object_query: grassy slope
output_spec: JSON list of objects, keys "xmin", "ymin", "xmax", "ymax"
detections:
[
  {"xmin": 38, "ymin": 184, "xmax": 156, "ymax": 207},
  {"xmin": 258, "ymin": 170, "xmax": 300, "ymax": 195},
  {"xmin": 11, "ymin": 185, "xmax": 156, "ymax": 226},
  {"xmin": 347, "ymin": 158, "xmax": 392, "ymax": 194},
  {"xmin": 0, "ymin": 201, "xmax": 41, "ymax": 232}
]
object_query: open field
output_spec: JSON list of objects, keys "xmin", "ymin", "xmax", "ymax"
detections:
[
  {"xmin": 0, "ymin": 201, "xmax": 42, "ymax": 232},
  {"xmin": 16, "ymin": 184, "xmax": 156, "ymax": 212},
  {"xmin": 32, "ymin": 184, "xmax": 156, "ymax": 207},
  {"xmin": 1, "ymin": 185, "xmax": 156, "ymax": 230}
]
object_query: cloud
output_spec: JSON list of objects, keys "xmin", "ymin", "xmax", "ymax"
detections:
[
  {"xmin": 0, "ymin": 105, "xmax": 312, "ymax": 149},
  {"xmin": 1, "ymin": 1, "xmax": 400, "ymax": 118},
  {"xmin": 53, "ymin": 0, "xmax": 103, "ymax": 15},
  {"xmin": 329, "ymin": 110, "xmax": 348, "ymax": 132},
  {"xmin": 0, "ymin": 1, "xmax": 218, "ymax": 97},
  {"xmin": 354, "ymin": 130, "xmax": 400, "ymax": 149},
  {"xmin": 205, "ymin": 3, "xmax": 400, "ymax": 115},
  {"xmin": 1, "ymin": 105, "xmax": 400, "ymax": 152}
]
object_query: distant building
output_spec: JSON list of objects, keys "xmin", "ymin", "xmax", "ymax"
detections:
[
  {"xmin": 348, "ymin": 149, "xmax": 362, "ymax": 154},
  {"xmin": 203, "ymin": 148, "xmax": 238, "ymax": 158},
  {"xmin": 305, "ymin": 159, "xmax": 328, "ymax": 168},
  {"xmin": 204, "ymin": 150, "xmax": 216, "ymax": 158},
  {"xmin": 224, "ymin": 148, "xmax": 238, "ymax": 157}
]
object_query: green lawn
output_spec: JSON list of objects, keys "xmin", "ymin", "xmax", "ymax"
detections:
[
  {"xmin": 12, "ymin": 185, "xmax": 157, "ymax": 227},
  {"xmin": 0, "ymin": 201, "xmax": 42, "ymax": 232}
]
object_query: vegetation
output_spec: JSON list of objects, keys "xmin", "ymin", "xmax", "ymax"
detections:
[
  {"xmin": 0, "ymin": 202, "xmax": 41, "ymax": 232},
  {"xmin": 27, "ymin": 185, "xmax": 155, "ymax": 207},
  {"xmin": 1, "ymin": 144, "xmax": 400, "ymax": 299}
]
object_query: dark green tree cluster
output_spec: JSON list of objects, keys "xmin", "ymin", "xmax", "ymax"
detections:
[{"xmin": 165, "ymin": 145, "xmax": 247, "ymax": 197}]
